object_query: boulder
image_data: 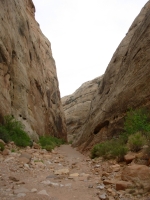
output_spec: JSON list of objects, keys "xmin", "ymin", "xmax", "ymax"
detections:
[{"xmin": 121, "ymin": 164, "xmax": 150, "ymax": 190}]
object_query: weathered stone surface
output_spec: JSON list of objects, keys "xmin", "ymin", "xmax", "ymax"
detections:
[
  {"xmin": 121, "ymin": 164, "xmax": 150, "ymax": 190},
  {"xmin": 0, "ymin": 0, "xmax": 66, "ymax": 141},
  {"xmin": 115, "ymin": 181, "xmax": 132, "ymax": 191},
  {"xmin": 18, "ymin": 157, "xmax": 30, "ymax": 164},
  {"xmin": 62, "ymin": 76, "xmax": 103, "ymax": 143},
  {"xmin": 2, "ymin": 149, "xmax": 10, "ymax": 156},
  {"xmin": 54, "ymin": 168, "xmax": 69, "ymax": 175},
  {"xmin": 74, "ymin": 1, "xmax": 150, "ymax": 149},
  {"xmin": 124, "ymin": 153, "xmax": 136, "ymax": 164}
]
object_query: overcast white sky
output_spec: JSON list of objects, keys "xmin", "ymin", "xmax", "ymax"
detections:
[{"xmin": 32, "ymin": 0, "xmax": 148, "ymax": 97}]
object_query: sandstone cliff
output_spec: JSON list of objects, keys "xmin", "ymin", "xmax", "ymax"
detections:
[
  {"xmin": 71, "ymin": 1, "xmax": 150, "ymax": 149},
  {"xmin": 62, "ymin": 76, "xmax": 103, "ymax": 143},
  {"xmin": 0, "ymin": 0, "xmax": 67, "ymax": 140}
]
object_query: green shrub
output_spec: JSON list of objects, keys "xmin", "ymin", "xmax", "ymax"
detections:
[
  {"xmin": 0, "ymin": 126, "xmax": 10, "ymax": 143},
  {"xmin": 91, "ymin": 142, "xmax": 108, "ymax": 159},
  {"xmin": 110, "ymin": 142, "xmax": 128, "ymax": 162},
  {"xmin": 91, "ymin": 108, "xmax": 150, "ymax": 160},
  {"xmin": 0, "ymin": 115, "xmax": 30, "ymax": 147},
  {"xmin": 128, "ymin": 132, "xmax": 146, "ymax": 152},
  {"xmin": 91, "ymin": 139, "xmax": 128, "ymax": 161},
  {"xmin": 0, "ymin": 142, "xmax": 4, "ymax": 151},
  {"xmin": 124, "ymin": 108, "xmax": 150, "ymax": 136},
  {"xmin": 39, "ymin": 136, "xmax": 65, "ymax": 151},
  {"xmin": 10, "ymin": 128, "xmax": 30, "ymax": 147}
]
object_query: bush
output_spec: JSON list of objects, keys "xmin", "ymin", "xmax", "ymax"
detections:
[
  {"xmin": 39, "ymin": 136, "xmax": 65, "ymax": 151},
  {"xmin": 128, "ymin": 132, "xmax": 147, "ymax": 152},
  {"xmin": 91, "ymin": 139, "xmax": 128, "ymax": 161},
  {"xmin": 0, "ymin": 126, "xmax": 10, "ymax": 143},
  {"xmin": 91, "ymin": 108, "xmax": 150, "ymax": 160},
  {"xmin": 124, "ymin": 108, "xmax": 150, "ymax": 136},
  {"xmin": 0, "ymin": 142, "xmax": 4, "ymax": 151},
  {"xmin": 0, "ymin": 115, "xmax": 30, "ymax": 147}
]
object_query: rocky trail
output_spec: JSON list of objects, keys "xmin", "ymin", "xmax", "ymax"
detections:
[{"xmin": 0, "ymin": 143, "xmax": 150, "ymax": 200}]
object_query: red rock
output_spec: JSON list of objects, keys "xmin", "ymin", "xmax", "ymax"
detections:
[
  {"xmin": 115, "ymin": 181, "xmax": 132, "ymax": 191},
  {"xmin": 103, "ymin": 179, "xmax": 115, "ymax": 185},
  {"xmin": 18, "ymin": 157, "xmax": 30, "ymax": 164},
  {"xmin": 2, "ymin": 149, "xmax": 10, "ymax": 155},
  {"xmin": 124, "ymin": 153, "xmax": 136, "ymax": 164},
  {"xmin": 111, "ymin": 164, "xmax": 120, "ymax": 172},
  {"xmin": 121, "ymin": 164, "xmax": 150, "ymax": 190}
]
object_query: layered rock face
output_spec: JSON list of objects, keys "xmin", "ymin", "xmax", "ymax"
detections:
[
  {"xmin": 72, "ymin": 1, "xmax": 150, "ymax": 149},
  {"xmin": 62, "ymin": 76, "xmax": 103, "ymax": 143},
  {"xmin": 0, "ymin": 0, "xmax": 66, "ymax": 140}
]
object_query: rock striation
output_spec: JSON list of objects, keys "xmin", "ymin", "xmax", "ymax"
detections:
[
  {"xmin": 0, "ymin": 0, "xmax": 66, "ymax": 140},
  {"xmin": 66, "ymin": 1, "xmax": 150, "ymax": 149},
  {"xmin": 62, "ymin": 76, "xmax": 103, "ymax": 143}
]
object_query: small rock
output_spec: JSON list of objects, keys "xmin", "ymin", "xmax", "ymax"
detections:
[
  {"xmin": 18, "ymin": 157, "xmax": 30, "ymax": 164},
  {"xmin": 4, "ymin": 157, "xmax": 14, "ymax": 162},
  {"xmin": 46, "ymin": 174, "xmax": 57, "ymax": 179},
  {"xmin": 97, "ymin": 184, "xmax": 105, "ymax": 189},
  {"xmin": 103, "ymin": 179, "xmax": 115, "ymax": 185},
  {"xmin": 41, "ymin": 180, "xmax": 59, "ymax": 187},
  {"xmin": 9, "ymin": 176, "xmax": 19, "ymax": 182},
  {"xmin": 54, "ymin": 168, "xmax": 69, "ymax": 175},
  {"xmin": 95, "ymin": 164, "xmax": 101, "ymax": 168},
  {"xmin": 2, "ymin": 149, "xmax": 10, "ymax": 155},
  {"xmin": 37, "ymin": 190, "xmax": 49, "ymax": 196},
  {"xmin": 69, "ymin": 173, "xmax": 79, "ymax": 178},
  {"xmin": 20, "ymin": 152, "xmax": 32, "ymax": 159},
  {"xmin": 124, "ymin": 153, "xmax": 136, "ymax": 164},
  {"xmin": 17, "ymin": 193, "xmax": 26, "ymax": 197},
  {"xmin": 33, "ymin": 142, "xmax": 41, "ymax": 149},
  {"xmin": 24, "ymin": 163, "xmax": 30, "ymax": 169},
  {"xmin": 99, "ymin": 193, "xmax": 107, "ymax": 199},
  {"xmin": 116, "ymin": 181, "xmax": 132, "ymax": 191},
  {"xmin": 111, "ymin": 164, "xmax": 120, "ymax": 172},
  {"xmin": 31, "ymin": 188, "xmax": 37, "ymax": 193}
]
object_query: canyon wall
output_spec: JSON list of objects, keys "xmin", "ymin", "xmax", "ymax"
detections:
[
  {"xmin": 0, "ymin": 0, "xmax": 67, "ymax": 140},
  {"xmin": 63, "ymin": 1, "xmax": 150, "ymax": 150},
  {"xmin": 62, "ymin": 76, "xmax": 103, "ymax": 143}
]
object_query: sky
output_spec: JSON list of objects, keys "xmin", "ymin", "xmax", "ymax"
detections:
[{"xmin": 32, "ymin": 0, "xmax": 148, "ymax": 97}]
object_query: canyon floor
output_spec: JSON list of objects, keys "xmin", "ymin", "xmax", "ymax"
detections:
[{"xmin": 0, "ymin": 144, "xmax": 150, "ymax": 200}]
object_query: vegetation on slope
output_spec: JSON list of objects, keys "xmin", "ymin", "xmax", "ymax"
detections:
[
  {"xmin": 0, "ymin": 115, "xmax": 30, "ymax": 147},
  {"xmin": 91, "ymin": 108, "xmax": 150, "ymax": 161},
  {"xmin": 38, "ymin": 135, "xmax": 65, "ymax": 151},
  {"xmin": 0, "ymin": 115, "xmax": 65, "ymax": 151}
]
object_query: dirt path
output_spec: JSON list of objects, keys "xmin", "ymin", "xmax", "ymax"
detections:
[
  {"xmin": 0, "ymin": 144, "xmax": 150, "ymax": 200},
  {"xmin": 0, "ymin": 144, "xmax": 99, "ymax": 200}
]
